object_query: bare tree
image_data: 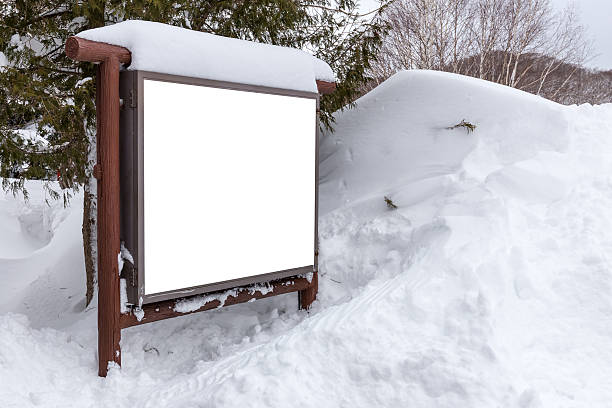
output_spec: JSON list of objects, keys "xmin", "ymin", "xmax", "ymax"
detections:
[
  {"xmin": 537, "ymin": 3, "xmax": 591, "ymax": 98},
  {"xmin": 470, "ymin": 0, "xmax": 505, "ymax": 80},
  {"xmin": 367, "ymin": 0, "xmax": 597, "ymax": 104}
]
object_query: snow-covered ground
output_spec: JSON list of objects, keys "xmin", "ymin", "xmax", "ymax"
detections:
[{"xmin": 2, "ymin": 70, "xmax": 612, "ymax": 407}]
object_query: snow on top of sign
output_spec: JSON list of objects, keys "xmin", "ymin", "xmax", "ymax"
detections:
[{"xmin": 76, "ymin": 20, "xmax": 335, "ymax": 93}]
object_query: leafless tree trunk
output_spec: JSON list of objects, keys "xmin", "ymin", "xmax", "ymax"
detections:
[
  {"xmin": 83, "ymin": 123, "xmax": 97, "ymax": 307},
  {"xmin": 83, "ymin": 177, "xmax": 96, "ymax": 306}
]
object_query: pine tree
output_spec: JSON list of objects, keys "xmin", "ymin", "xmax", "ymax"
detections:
[{"xmin": 0, "ymin": 0, "xmax": 387, "ymax": 306}]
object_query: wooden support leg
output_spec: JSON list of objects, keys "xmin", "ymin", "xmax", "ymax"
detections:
[
  {"xmin": 97, "ymin": 56, "xmax": 122, "ymax": 377},
  {"xmin": 298, "ymin": 271, "xmax": 318, "ymax": 310}
]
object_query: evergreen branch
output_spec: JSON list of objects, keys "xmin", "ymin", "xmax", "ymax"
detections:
[
  {"xmin": 302, "ymin": 2, "xmax": 390, "ymax": 18},
  {"xmin": 11, "ymin": 64, "xmax": 81, "ymax": 76},
  {"xmin": 37, "ymin": 65, "xmax": 81, "ymax": 76},
  {"xmin": 17, "ymin": 8, "xmax": 71, "ymax": 30},
  {"xmin": 1, "ymin": 136, "xmax": 73, "ymax": 155}
]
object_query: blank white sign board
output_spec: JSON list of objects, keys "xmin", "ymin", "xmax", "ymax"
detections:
[{"xmin": 143, "ymin": 79, "xmax": 316, "ymax": 295}]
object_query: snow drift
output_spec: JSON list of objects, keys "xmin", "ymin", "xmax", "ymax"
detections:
[
  {"xmin": 2, "ymin": 70, "xmax": 612, "ymax": 407},
  {"xmin": 0, "ymin": 187, "xmax": 85, "ymax": 329}
]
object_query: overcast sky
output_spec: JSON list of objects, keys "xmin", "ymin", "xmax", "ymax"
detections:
[
  {"xmin": 551, "ymin": 0, "xmax": 612, "ymax": 70},
  {"xmin": 360, "ymin": 0, "xmax": 612, "ymax": 70}
]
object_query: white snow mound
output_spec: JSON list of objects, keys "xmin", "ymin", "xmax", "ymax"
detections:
[
  {"xmin": 0, "ymin": 184, "xmax": 85, "ymax": 328},
  {"xmin": 2, "ymin": 70, "xmax": 612, "ymax": 407},
  {"xmin": 320, "ymin": 70, "xmax": 572, "ymax": 213},
  {"xmin": 76, "ymin": 20, "xmax": 334, "ymax": 93}
]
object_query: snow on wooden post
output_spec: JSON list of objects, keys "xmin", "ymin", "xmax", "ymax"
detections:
[
  {"xmin": 66, "ymin": 38, "xmax": 128, "ymax": 377},
  {"xmin": 66, "ymin": 20, "xmax": 335, "ymax": 377}
]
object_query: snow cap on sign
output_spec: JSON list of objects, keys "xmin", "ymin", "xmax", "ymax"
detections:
[{"xmin": 75, "ymin": 20, "xmax": 335, "ymax": 93}]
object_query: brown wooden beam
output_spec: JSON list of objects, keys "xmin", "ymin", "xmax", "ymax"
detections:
[
  {"xmin": 316, "ymin": 80, "xmax": 336, "ymax": 95},
  {"xmin": 96, "ymin": 55, "xmax": 122, "ymax": 377},
  {"xmin": 65, "ymin": 36, "xmax": 131, "ymax": 65},
  {"xmin": 66, "ymin": 36, "xmax": 130, "ymax": 377},
  {"xmin": 120, "ymin": 275, "xmax": 315, "ymax": 328}
]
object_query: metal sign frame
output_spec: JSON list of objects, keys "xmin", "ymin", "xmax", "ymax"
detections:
[{"xmin": 119, "ymin": 70, "xmax": 320, "ymax": 305}]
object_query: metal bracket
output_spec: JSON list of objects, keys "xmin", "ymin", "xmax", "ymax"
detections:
[
  {"xmin": 130, "ymin": 266, "xmax": 137, "ymax": 287},
  {"xmin": 129, "ymin": 89, "xmax": 137, "ymax": 108}
]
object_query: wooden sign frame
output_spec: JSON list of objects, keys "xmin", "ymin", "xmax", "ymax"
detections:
[{"xmin": 65, "ymin": 36, "xmax": 335, "ymax": 377}]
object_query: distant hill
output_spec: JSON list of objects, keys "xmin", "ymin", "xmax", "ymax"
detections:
[{"xmin": 363, "ymin": 51, "xmax": 612, "ymax": 106}]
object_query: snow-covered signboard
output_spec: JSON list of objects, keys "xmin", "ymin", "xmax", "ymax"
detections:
[
  {"xmin": 119, "ymin": 72, "xmax": 318, "ymax": 304},
  {"xmin": 66, "ymin": 20, "xmax": 334, "ymax": 376}
]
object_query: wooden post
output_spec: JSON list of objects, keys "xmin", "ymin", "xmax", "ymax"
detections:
[
  {"xmin": 96, "ymin": 56, "xmax": 122, "ymax": 376},
  {"xmin": 315, "ymin": 80, "xmax": 336, "ymax": 95},
  {"xmin": 298, "ymin": 271, "xmax": 318, "ymax": 310},
  {"xmin": 66, "ymin": 36, "xmax": 131, "ymax": 377}
]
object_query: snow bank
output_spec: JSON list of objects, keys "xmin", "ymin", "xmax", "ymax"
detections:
[
  {"xmin": 316, "ymin": 71, "xmax": 612, "ymax": 406},
  {"xmin": 2, "ymin": 70, "xmax": 612, "ymax": 407},
  {"xmin": 76, "ymin": 20, "xmax": 334, "ymax": 93},
  {"xmin": 0, "ymin": 182, "xmax": 85, "ymax": 328},
  {"xmin": 320, "ymin": 70, "xmax": 570, "ymax": 214}
]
